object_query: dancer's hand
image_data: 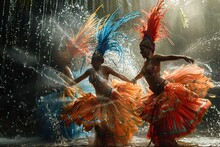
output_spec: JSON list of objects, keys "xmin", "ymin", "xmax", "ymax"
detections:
[
  {"xmin": 131, "ymin": 79, "xmax": 137, "ymax": 84},
  {"xmin": 61, "ymin": 86, "xmax": 76, "ymax": 99},
  {"xmin": 69, "ymin": 81, "xmax": 76, "ymax": 86},
  {"xmin": 184, "ymin": 56, "xmax": 194, "ymax": 63}
]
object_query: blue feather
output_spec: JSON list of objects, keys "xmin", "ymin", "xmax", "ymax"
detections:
[{"xmin": 95, "ymin": 9, "xmax": 140, "ymax": 59}]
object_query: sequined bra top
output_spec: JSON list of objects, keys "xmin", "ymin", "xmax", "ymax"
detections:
[
  {"xmin": 143, "ymin": 64, "xmax": 160, "ymax": 78},
  {"xmin": 89, "ymin": 73, "xmax": 106, "ymax": 84},
  {"xmin": 89, "ymin": 72, "xmax": 113, "ymax": 97}
]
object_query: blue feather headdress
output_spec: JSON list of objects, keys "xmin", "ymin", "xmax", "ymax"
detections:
[{"xmin": 92, "ymin": 9, "xmax": 140, "ymax": 60}]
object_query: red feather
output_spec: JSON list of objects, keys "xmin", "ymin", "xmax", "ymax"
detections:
[{"xmin": 138, "ymin": 0, "xmax": 173, "ymax": 44}]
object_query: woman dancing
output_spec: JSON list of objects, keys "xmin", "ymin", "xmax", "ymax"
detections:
[
  {"xmin": 37, "ymin": 8, "xmax": 100, "ymax": 140},
  {"xmin": 61, "ymin": 10, "xmax": 142, "ymax": 146},
  {"xmin": 132, "ymin": 0, "xmax": 213, "ymax": 146}
]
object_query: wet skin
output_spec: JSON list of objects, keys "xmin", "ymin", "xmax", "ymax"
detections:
[
  {"xmin": 73, "ymin": 58, "xmax": 131, "ymax": 97},
  {"xmin": 133, "ymin": 44, "xmax": 194, "ymax": 94}
]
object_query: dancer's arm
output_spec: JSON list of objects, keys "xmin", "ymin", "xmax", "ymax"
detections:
[
  {"xmin": 131, "ymin": 66, "xmax": 144, "ymax": 84},
  {"xmin": 63, "ymin": 66, "xmax": 74, "ymax": 80},
  {"xmin": 71, "ymin": 69, "xmax": 90, "ymax": 85},
  {"xmin": 155, "ymin": 54, "xmax": 194, "ymax": 63},
  {"xmin": 107, "ymin": 66, "xmax": 131, "ymax": 82},
  {"xmin": 131, "ymin": 72, "xmax": 143, "ymax": 84}
]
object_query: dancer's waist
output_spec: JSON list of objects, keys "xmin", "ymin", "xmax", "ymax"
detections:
[{"xmin": 149, "ymin": 80, "xmax": 169, "ymax": 95}]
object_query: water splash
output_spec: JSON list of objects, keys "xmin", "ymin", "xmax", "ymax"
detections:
[
  {"xmin": 184, "ymin": 30, "xmax": 220, "ymax": 81},
  {"xmin": 0, "ymin": 1, "xmax": 94, "ymax": 139}
]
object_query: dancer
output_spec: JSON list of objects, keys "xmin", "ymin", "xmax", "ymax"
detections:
[
  {"xmin": 37, "ymin": 8, "xmax": 100, "ymax": 140},
  {"xmin": 132, "ymin": 0, "xmax": 213, "ymax": 146},
  {"xmin": 51, "ymin": 6, "xmax": 101, "ymax": 86},
  {"xmin": 58, "ymin": 6, "xmax": 102, "ymax": 98},
  {"xmin": 61, "ymin": 10, "xmax": 142, "ymax": 146}
]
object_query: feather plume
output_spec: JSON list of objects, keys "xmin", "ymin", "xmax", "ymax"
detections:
[
  {"xmin": 66, "ymin": 5, "xmax": 103, "ymax": 57},
  {"xmin": 138, "ymin": 0, "xmax": 173, "ymax": 44},
  {"xmin": 95, "ymin": 9, "xmax": 140, "ymax": 58}
]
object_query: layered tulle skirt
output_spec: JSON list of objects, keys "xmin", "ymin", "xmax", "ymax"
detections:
[
  {"xmin": 137, "ymin": 64, "xmax": 213, "ymax": 142},
  {"xmin": 61, "ymin": 80, "xmax": 142, "ymax": 145}
]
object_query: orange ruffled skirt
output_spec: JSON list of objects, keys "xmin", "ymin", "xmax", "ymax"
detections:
[
  {"xmin": 61, "ymin": 80, "xmax": 142, "ymax": 145},
  {"xmin": 137, "ymin": 64, "xmax": 213, "ymax": 142}
]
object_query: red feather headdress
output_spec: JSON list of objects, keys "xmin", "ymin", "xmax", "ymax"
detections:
[{"xmin": 138, "ymin": 0, "xmax": 173, "ymax": 52}]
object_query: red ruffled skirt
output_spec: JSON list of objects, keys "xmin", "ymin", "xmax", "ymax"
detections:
[
  {"xmin": 137, "ymin": 64, "xmax": 213, "ymax": 143},
  {"xmin": 61, "ymin": 80, "xmax": 142, "ymax": 145}
]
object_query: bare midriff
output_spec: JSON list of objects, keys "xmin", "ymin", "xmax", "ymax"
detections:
[
  {"xmin": 145, "ymin": 75, "xmax": 167, "ymax": 94},
  {"xmin": 89, "ymin": 73, "xmax": 113, "ymax": 97},
  {"xmin": 92, "ymin": 82, "xmax": 113, "ymax": 97}
]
